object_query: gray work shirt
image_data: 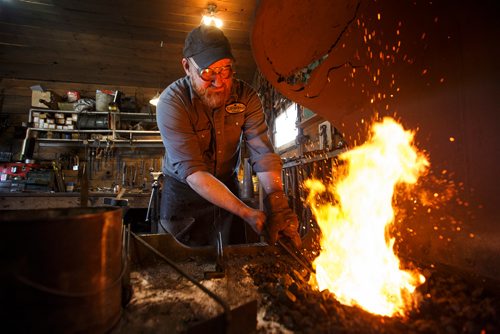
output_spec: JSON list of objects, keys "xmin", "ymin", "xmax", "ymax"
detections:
[{"xmin": 156, "ymin": 76, "xmax": 282, "ymax": 183}]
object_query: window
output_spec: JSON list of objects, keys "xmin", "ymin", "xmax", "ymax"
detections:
[{"xmin": 274, "ymin": 103, "xmax": 298, "ymax": 149}]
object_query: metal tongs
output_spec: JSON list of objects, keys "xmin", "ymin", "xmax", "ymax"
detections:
[{"xmin": 277, "ymin": 238, "xmax": 316, "ymax": 275}]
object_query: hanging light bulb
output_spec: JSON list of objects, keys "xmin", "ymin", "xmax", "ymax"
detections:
[
  {"xmin": 202, "ymin": 15, "xmax": 213, "ymax": 26},
  {"xmin": 213, "ymin": 17, "xmax": 223, "ymax": 28},
  {"xmin": 201, "ymin": 4, "xmax": 223, "ymax": 28},
  {"xmin": 149, "ymin": 92, "xmax": 160, "ymax": 106}
]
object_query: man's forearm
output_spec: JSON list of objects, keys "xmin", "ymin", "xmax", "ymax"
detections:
[
  {"xmin": 256, "ymin": 170, "xmax": 284, "ymax": 195},
  {"xmin": 186, "ymin": 171, "xmax": 252, "ymax": 218}
]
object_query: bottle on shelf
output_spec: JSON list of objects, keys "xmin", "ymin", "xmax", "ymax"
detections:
[{"xmin": 108, "ymin": 91, "xmax": 120, "ymax": 112}]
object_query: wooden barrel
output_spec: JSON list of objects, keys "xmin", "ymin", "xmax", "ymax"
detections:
[{"xmin": 0, "ymin": 207, "xmax": 123, "ymax": 333}]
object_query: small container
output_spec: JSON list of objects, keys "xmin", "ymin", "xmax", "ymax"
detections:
[
  {"xmin": 67, "ymin": 90, "xmax": 80, "ymax": 103},
  {"xmin": 96, "ymin": 90, "xmax": 114, "ymax": 111},
  {"xmin": 66, "ymin": 182, "xmax": 75, "ymax": 192},
  {"xmin": 57, "ymin": 102, "xmax": 75, "ymax": 111}
]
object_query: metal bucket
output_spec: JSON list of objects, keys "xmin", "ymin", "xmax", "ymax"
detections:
[
  {"xmin": 0, "ymin": 207, "xmax": 123, "ymax": 333},
  {"xmin": 76, "ymin": 114, "xmax": 110, "ymax": 129}
]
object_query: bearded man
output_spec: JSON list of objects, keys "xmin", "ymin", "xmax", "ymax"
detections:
[{"xmin": 156, "ymin": 25, "xmax": 301, "ymax": 248}]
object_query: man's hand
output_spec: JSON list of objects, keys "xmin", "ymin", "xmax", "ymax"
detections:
[
  {"xmin": 186, "ymin": 171, "xmax": 265, "ymax": 235},
  {"xmin": 264, "ymin": 191, "xmax": 302, "ymax": 248},
  {"xmin": 241, "ymin": 208, "xmax": 266, "ymax": 235}
]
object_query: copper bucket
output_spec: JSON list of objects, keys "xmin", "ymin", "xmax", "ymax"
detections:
[{"xmin": 0, "ymin": 207, "xmax": 123, "ymax": 333}]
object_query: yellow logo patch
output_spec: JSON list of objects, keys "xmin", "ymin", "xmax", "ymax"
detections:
[{"xmin": 225, "ymin": 102, "xmax": 246, "ymax": 114}]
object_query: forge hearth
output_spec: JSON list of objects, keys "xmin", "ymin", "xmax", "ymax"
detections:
[{"xmin": 112, "ymin": 235, "xmax": 499, "ymax": 334}]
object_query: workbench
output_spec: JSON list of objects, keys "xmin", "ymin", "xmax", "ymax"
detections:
[{"xmin": 0, "ymin": 192, "xmax": 151, "ymax": 210}]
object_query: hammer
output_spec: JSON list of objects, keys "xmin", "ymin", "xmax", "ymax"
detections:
[
  {"xmin": 204, "ymin": 231, "xmax": 225, "ymax": 279},
  {"xmin": 204, "ymin": 208, "xmax": 226, "ymax": 279}
]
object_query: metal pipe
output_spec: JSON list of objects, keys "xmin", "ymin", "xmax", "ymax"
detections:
[{"xmin": 130, "ymin": 232, "xmax": 232, "ymax": 330}]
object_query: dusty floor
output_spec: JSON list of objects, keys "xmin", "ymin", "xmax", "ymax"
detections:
[{"xmin": 111, "ymin": 253, "xmax": 289, "ymax": 333}]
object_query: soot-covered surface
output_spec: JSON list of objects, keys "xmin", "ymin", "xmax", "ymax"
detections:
[
  {"xmin": 248, "ymin": 254, "xmax": 499, "ymax": 334},
  {"xmin": 112, "ymin": 249, "xmax": 499, "ymax": 333}
]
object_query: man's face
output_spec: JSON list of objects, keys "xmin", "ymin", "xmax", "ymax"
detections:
[{"xmin": 183, "ymin": 58, "xmax": 233, "ymax": 109}]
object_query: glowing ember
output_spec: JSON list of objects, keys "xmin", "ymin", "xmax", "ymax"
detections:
[{"xmin": 306, "ymin": 117, "xmax": 428, "ymax": 317}]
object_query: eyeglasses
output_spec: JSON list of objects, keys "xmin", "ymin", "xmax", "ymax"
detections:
[{"xmin": 188, "ymin": 58, "xmax": 233, "ymax": 81}]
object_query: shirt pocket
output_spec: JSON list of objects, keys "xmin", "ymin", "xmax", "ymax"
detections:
[
  {"xmin": 224, "ymin": 113, "xmax": 244, "ymax": 143},
  {"xmin": 195, "ymin": 128, "xmax": 212, "ymax": 155}
]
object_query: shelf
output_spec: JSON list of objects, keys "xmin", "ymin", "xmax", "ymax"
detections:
[
  {"xmin": 116, "ymin": 112, "xmax": 156, "ymax": 120},
  {"xmin": 29, "ymin": 108, "xmax": 155, "ymax": 116},
  {"xmin": 23, "ymin": 108, "xmax": 162, "ymax": 150},
  {"xmin": 37, "ymin": 141, "xmax": 163, "ymax": 148},
  {"xmin": 30, "ymin": 128, "xmax": 113, "ymax": 133}
]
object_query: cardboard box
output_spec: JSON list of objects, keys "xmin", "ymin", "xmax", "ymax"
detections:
[{"xmin": 31, "ymin": 90, "xmax": 53, "ymax": 109}]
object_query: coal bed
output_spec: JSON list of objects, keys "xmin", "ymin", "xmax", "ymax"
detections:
[{"xmin": 113, "ymin": 241, "xmax": 499, "ymax": 334}]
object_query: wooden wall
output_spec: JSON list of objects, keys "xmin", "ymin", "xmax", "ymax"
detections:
[{"xmin": 0, "ymin": 0, "xmax": 258, "ymax": 87}]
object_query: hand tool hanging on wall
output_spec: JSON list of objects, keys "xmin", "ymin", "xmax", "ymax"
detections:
[
  {"xmin": 127, "ymin": 163, "xmax": 132, "ymax": 187},
  {"xmin": 132, "ymin": 163, "xmax": 137, "ymax": 187},
  {"xmin": 141, "ymin": 161, "xmax": 147, "ymax": 189},
  {"xmin": 95, "ymin": 148, "xmax": 103, "ymax": 173},
  {"xmin": 52, "ymin": 160, "xmax": 65, "ymax": 192},
  {"xmin": 89, "ymin": 147, "xmax": 95, "ymax": 179},
  {"xmin": 71, "ymin": 155, "xmax": 79, "ymax": 171},
  {"xmin": 95, "ymin": 141, "xmax": 102, "ymax": 173},
  {"xmin": 122, "ymin": 161, "xmax": 126, "ymax": 187},
  {"xmin": 115, "ymin": 156, "xmax": 120, "ymax": 186},
  {"xmin": 80, "ymin": 161, "xmax": 88, "ymax": 207}
]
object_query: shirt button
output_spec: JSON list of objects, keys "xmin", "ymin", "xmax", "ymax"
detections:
[
  {"xmin": 218, "ymin": 150, "xmax": 222, "ymax": 154},
  {"xmin": 236, "ymin": 122, "xmax": 239, "ymax": 126},
  {"xmin": 217, "ymin": 131, "xmax": 221, "ymax": 135}
]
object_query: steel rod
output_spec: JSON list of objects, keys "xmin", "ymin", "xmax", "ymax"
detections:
[{"xmin": 130, "ymin": 232, "xmax": 232, "ymax": 329}]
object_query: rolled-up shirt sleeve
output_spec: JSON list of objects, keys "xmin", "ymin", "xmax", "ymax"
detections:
[
  {"xmin": 156, "ymin": 87, "xmax": 209, "ymax": 181},
  {"xmin": 242, "ymin": 88, "xmax": 282, "ymax": 173}
]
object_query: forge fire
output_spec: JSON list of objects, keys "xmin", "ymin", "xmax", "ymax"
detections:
[{"xmin": 306, "ymin": 117, "xmax": 428, "ymax": 317}]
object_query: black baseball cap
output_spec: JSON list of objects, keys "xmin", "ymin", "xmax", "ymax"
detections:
[{"xmin": 183, "ymin": 25, "xmax": 234, "ymax": 69}]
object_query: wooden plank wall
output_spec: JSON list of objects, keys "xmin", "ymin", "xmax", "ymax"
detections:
[{"xmin": 0, "ymin": 0, "xmax": 257, "ymax": 87}]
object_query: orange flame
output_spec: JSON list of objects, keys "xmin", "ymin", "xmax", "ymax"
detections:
[{"xmin": 306, "ymin": 117, "xmax": 428, "ymax": 317}]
